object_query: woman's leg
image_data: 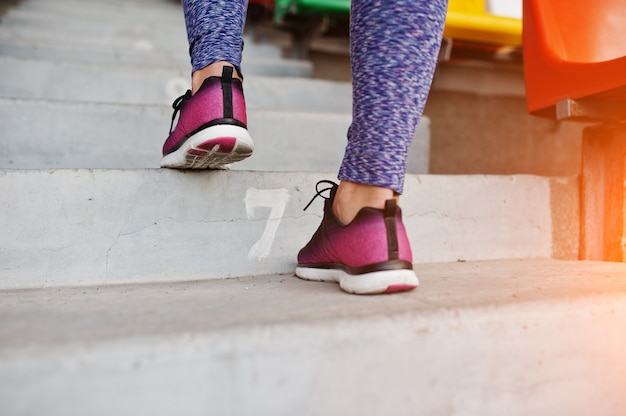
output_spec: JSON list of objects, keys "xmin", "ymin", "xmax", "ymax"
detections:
[
  {"xmin": 183, "ymin": 0, "xmax": 247, "ymax": 91},
  {"xmin": 334, "ymin": 0, "xmax": 448, "ymax": 224},
  {"xmin": 297, "ymin": 0, "xmax": 447, "ymax": 294}
]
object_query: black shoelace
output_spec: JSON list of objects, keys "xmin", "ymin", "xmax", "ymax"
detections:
[
  {"xmin": 303, "ymin": 180, "xmax": 337, "ymax": 211},
  {"xmin": 169, "ymin": 90, "xmax": 192, "ymax": 134}
]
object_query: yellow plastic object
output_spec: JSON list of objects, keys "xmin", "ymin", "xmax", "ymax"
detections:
[
  {"xmin": 444, "ymin": 0, "xmax": 522, "ymax": 46},
  {"xmin": 448, "ymin": 0, "xmax": 485, "ymax": 13},
  {"xmin": 523, "ymin": 0, "xmax": 626, "ymax": 118}
]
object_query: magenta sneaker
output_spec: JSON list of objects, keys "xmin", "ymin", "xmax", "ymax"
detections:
[
  {"xmin": 161, "ymin": 66, "xmax": 254, "ymax": 169},
  {"xmin": 296, "ymin": 181, "xmax": 418, "ymax": 295}
]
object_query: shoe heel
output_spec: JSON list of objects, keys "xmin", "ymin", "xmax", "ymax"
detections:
[
  {"xmin": 161, "ymin": 124, "xmax": 253, "ymax": 169},
  {"xmin": 162, "ymin": 66, "xmax": 250, "ymax": 169}
]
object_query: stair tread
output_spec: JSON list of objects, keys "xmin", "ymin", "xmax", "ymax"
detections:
[
  {"xmin": 1, "ymin": 258, "xmax": 624, "ymax": 351},
  {"xmin": 3, "ymin": 257, "xmax": 625, "ymax": 415}
]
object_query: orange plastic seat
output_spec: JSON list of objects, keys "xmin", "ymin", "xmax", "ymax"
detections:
[{"xmin": 523, "ymin": 0, "xmax": 626, "ymax": 119}]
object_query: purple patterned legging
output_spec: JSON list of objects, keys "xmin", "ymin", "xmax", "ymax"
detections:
[{"xmin": 182, "ymin": 0, "xmax": 448, "ymax": 194}]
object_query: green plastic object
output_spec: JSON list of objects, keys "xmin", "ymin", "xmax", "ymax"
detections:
[{"xmin": 273, "ymin": 0, "xmax": 350, "ymax": 25}]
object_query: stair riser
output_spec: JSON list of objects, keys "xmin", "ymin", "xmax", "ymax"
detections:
[
  {"xmin": 0, "ymin": 42, "xmax": 311, "ymax": 77},
  {"xmin": 5, "ymin": 6, "xmax": 184, "ymax": 23},
  {"xmin": 10, "ymin": 1, "xmax": 186, "ymax": 23},
  {"xmin": 0, "ymin": 39, "xmax": 188, "ymax": 67},
  {"xmin": 0, "ymin": 100, "xmax": 344, "ymax": 169},
  {"xmin": 0, "ymin": 56, "xmax": 349, "ymax": 110},
  {"xmin": 0, "ymin": 25, "xmax": 283, "ymax": 60},
  {"xmin": 0, "ymin": 170, "xmax": 554, "ymax": 289},
  {"xmin": 0, "ymin": 99, "xmax": 428, "ymax": 172},
  {"xmin": 0, "ymin": 19, "xmax": 189, "ymax": 46},
  {"xmin": 1, "ymin": 11, "xmax": 284, "ymax": 58}
]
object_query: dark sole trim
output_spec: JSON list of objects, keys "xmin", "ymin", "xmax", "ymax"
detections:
[{"xmin": 296, "ymin": 259, "xmax": 413, "ymax": 276}]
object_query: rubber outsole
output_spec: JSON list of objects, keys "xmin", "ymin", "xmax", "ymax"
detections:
[
  {"xmin": 161, "ymin": 124, "xmax": 253, "ymax": 169},
  {"xmin": 295, "ymin": 266, "xmax": 418, "ymax": 295}
]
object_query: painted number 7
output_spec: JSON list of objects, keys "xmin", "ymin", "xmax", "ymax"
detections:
[{"xmin": 245, "ymin": 188, "xmax": 291, "ymax": 261}]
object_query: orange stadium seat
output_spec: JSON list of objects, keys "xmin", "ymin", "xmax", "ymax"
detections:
[{"xmin": 523, "ymin": 0, "xmax": 626, "ymax": 120}]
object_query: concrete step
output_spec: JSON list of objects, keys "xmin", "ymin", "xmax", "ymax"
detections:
[
  {"xmin": 2, "ymin": 0, "xmax": 279, "ymax": 59},
  {"xmin": 11, "ymin": 0, "xmax": 182, "ymax": 18},
  {"xmin": 0, "ymin": 18, "xmax": 283, "ymax": 60},
  {"xmin": 0, "ymin": 98, "xmax": 350, "ymax": 169},
  {"xmin": 0, "ymin": 38, "xmax": 311, "ymax": 77},
  {"xmin": 0, "ymin": 33, "xmax": 306, "ymax": 74},
  {"xmin": 1, "ymin": 259, "xmax": 625, "ymax": 415},
  {"xmin": 0, "ymin": 98, "xmax": 429, "ymax": 172},
  {"xmin": 0, "ymin": 13, "xmax": 190, "ymax": 51},
  {"xmin": 0, "ymin": 169, "xmax": 565, "ymax": 289},
  {"xmin": 9, "ymin": 0, "xmax": 185, "ymax": 24},
  {"xmin": 0, "ymin": 55, "xmax": 349, "ymax": 109},
  {"xmin": 1, "ymin": 0, "xmax": 308, "ymax": 77},
  {"xmin": 0, "ymin": 38, "xmax": 188, "ymax": 67}
]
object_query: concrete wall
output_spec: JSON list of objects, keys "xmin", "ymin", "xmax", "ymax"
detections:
[{"xmin": 425, "ymin": 91, "xmax": 586, "ymax": 177}]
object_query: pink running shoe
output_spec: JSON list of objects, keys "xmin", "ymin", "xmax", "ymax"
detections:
[
  {"xmin": 161, "ymin": 66, "xmax": 254, "ymax": 169},
  {"xmin": 296, "ymin": 181, "xmax": 418, "ymax": 295}
]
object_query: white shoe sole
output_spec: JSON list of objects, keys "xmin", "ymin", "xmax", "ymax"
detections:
[
  {"xmin": 295, "ymin": 267, "xmax": 418, "ymax": 295},
  {"xmin": 161, "ymin": 124, "xmax": 253, "ymax": 169}
]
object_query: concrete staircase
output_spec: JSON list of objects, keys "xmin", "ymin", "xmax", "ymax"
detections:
[{"xmin": 1, "ymin": 0, "xmax": 625, "ymax": 414}]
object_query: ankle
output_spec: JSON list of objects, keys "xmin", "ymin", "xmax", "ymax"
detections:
[
  {"xmin": 191, "ymin": 61, "xmax": 242, "ymax": 94},
  {"xmin": 332, "ymin": 181, "xmax": 399, "ymax": 225}
]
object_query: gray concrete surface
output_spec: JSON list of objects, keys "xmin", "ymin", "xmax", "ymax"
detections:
[
  {"xmin": 425, "ymin": 91, "xmax": 588, "ymax": 177},
  {"xmin": 0, "ymin": 37, "xmax": 312, "ymax": 77},
  {"xmin": 0, "ymin": 170, "xmax": 557, "ymax": 289},
  {"xmin": 1, "ymin": 13, "xmax": 288, "ymax": 57},
  {"xmin": 9, "ymin": 0, "xmax": 186, "ymax": 24},
  {"xmin": 0, "ymin": 98, "xmax": 429, "ymax": 172},
  {"xmin": 0, "ymin": 55, "xmax": 348, "ymax": 109},
  {"xmin": 0, "ymin": 99, "xmax": 345, "ymax": 169},
  {"xmin": 1, "ymin": 259, "xmax": 625, "ymax": 415},
  {"xmin": 0, "ymin": 38, "xmax": 189, "ymax": 67},
  {"xmin": 0, "ymin": 21, "xmax": 191, "ymax": 53},
  {"xmin": 0, "ymin": 0, "xmax": 312, "ymax": 78}
]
